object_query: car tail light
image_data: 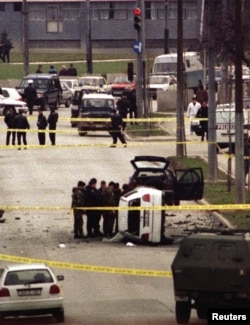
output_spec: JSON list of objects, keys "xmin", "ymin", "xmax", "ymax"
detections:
[
  {"xmin": 0, "ymin": 287, "xmax": 10, "ymax": 297},
  {"xmin": 142, "ymin": 194, "xmax": 150, "ymax": 202},
  {"xmin": 50, "ymin": 284, "xmax": 60, "ymax": 294},
  {"xmin": 141, "ymin": 233, "xmax": 149, "ymax": 242}
]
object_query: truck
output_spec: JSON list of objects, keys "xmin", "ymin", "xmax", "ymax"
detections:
[
  {"xmin": 118, "ymin": 164, "xmax": 204, "ymax": 244},
  {"xmin": 152, "ymin": 52, "xmax": 204, "ymax": 88},
  {"xmin": 171, "ymin": 232, "xmax": 250, "ymax": 324}
]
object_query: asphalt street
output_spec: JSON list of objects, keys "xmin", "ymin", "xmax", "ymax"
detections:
[{"xmin": 0, "ymin": 105, "xmax": 215, "ymax": 324}]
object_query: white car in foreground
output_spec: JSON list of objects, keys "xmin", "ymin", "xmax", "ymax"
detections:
[
  {"xmin": 0, "ymin": 95, "xmax": 28, "ymax": 116},
  {"xmin": 0, "ymin": 264, "xmax": 64, "ymax": 322}
]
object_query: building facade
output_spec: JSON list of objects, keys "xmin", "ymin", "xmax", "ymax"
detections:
[{"xmin": 0, "ymin": 0, "xmax": 203, "ymax": 52}]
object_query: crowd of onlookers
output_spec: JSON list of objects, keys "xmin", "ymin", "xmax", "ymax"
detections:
[{"xmin": 71, "ymin": 178, "xmax": 131, "ymax": 239}]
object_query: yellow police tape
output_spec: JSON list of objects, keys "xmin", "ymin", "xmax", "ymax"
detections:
[
  {"xmin": 0, "ymin": 254, "xmax": 172, "ymax": 278},
  {"xmin": 1, "ymin": 204, "xmax": 250, "ymax": 211}
]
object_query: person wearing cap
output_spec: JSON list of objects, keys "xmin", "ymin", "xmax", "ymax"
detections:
[
  {"xmin": 186, "ymin": 96, "xmax": 201, "ymax": 134},
  {"xmin": 24, "ymin": 79, "xmax": 37, "ymax": 115}
]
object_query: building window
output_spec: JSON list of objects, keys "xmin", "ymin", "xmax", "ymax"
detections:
[
  {"xmin": 168, "ymin": 1, "xmax": 198, "ymax": 20},
  {"xmin": 145, "ymin": 1, "xmax": 151, "ymax": 19},
  {"xmin": 46, "ymin": 6, "xmax": 62, "ymax": 33},
  {"xmin": 30, "ymin": 10, "xmax": 46, "ymax": 21},
  {"xmin": 184, "ymin": 1, "xmax": 197, "ymax": 19},
  {"xmin": 169, "ymin": 1, "xmax": 177, "ymax": 20},
  {"xmin": 91, "ymin": 2, "xmax": 132, "ymax": 20},
  {"xmin": 0, "ymin": 3, "xmax": 5, "ymax": 11},
  {"xmin": 13, "ymin": 2, "xmax": 22, "ymax": 12}
]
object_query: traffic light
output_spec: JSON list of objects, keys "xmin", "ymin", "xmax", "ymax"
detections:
[
  {"xmin": 133, "ymin": 7, "xmax": 141, "ymax": 31},
  {"xmin": 127, "ymin": 62, "xmax": 134, "ymax": 82}
]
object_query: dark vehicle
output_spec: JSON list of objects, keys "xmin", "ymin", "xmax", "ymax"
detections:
[
  {"xmin": 17, "ymin": 74, "xmax": 62, "ymax": 110},
  {"xmin": 77, "ymin": 93, "xmax": 115, "ymax": 136},
  {"xmin": 70, "ymin": 87, "xmax": 84, "ymax": 127},
  {"xmin": 129, "ymin": 156, "xmax": 204, "ymax": 205},
  {"xmin": 172, "ymin": 232, "xmax": 250, "ymax": 324}
]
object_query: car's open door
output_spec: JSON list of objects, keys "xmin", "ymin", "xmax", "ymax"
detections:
[{"xmin": 174, "ymin": 168, "xmax": 204, "ymax": 201}]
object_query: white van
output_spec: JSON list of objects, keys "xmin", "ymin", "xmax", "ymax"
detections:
[
  {"xmin": 192, "ymin": 103, "xmax": 250, "ymax": 152},
  {"xmin": 152, "ymin": 52, "xmax": 203, "ymax": 88}
]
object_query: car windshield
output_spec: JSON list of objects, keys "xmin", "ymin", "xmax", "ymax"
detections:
[
  {"xmin": 4, "ymin": 269, "xmax": 53, "ymax": 285},
  {"xmin": 133, "ymin": 160, "xmax": 168, "ymax": 170},
  {"xmin": 216, "ymin": 111, "xmax": 235, "ymax": 124},
  {"xmin": 83, "ymin": 99, "xmax": 114, "ymax": 109},
  {"xmin": 80, "ymin": 78, "xmax": 100, "ymax": 86},
  {"xmin": 149, "ymin": 76, "xmax": 170, "ymax": 84},
  {"xmin": 20, "ymin": 79, "xmax": 48, "ymax": 90},
  {"xmin": 62, "ymin": 80, "xmax": 79, "ymax": 88},
  {"xmin": 113, "ymin": 76, "xmax": 130, "ymax": 83},
  {"xmin": 153, "ymin": 62, "xmax": 177, "ymax": 74}
]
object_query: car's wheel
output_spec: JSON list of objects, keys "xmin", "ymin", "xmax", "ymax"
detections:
[
  {"xmin": 41, "ymin": 98, "xmax": 48, "ymax": 110},
  {"xmin": 196, "ymin": 306, "xmax": 207, "ymax": 319},
  {"xmin": 65, "ymin": 97, "xmax": 71, "ymax": 108},
  {"xmin": 176, "ymin": 301, "xmax": 191, "ymax": 324},
  {"xmin": 78, "ymin": 127, "xmax": 87, "ymax": 136},
  {"xmin": 54, "ymin": 308, "xmax": 65, "ymax": 323}
]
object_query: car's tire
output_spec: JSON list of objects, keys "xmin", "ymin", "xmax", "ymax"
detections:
[
  {"xmin": 196, "ymin": 306, "xmax": 207, "ymax": 319},
  {"xmin": 41, "ymin": 98, "xmax": 48, "ymax": 110},
  {"xmin": 176, "ymin": 301, "xmax": 191, "ymax": 324},
  {"xmin": 78, "ymin": 130, "xmax": 87, "ymax": 136},
  {"xmin": 54, "ymin": 308, "xmax": 65, "ymax": 323},
  {"xmin": 65, "ymin": 98, "xmax": 71, "ymax": 108}
]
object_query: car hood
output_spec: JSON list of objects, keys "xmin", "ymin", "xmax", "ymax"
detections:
[
  {"xmin": 0, "ymin": 96, "xmax": 26, "ymax": 106},
  {"xmin": 130, "ymin": 156, "xmax": 170, "ymax": 172}
]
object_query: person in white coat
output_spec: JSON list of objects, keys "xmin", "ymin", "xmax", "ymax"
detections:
[{"xmin": 187, "ymin": 96, "xmax": 201, "ymax": 134}]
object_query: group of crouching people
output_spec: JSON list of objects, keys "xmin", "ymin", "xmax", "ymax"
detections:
[{"xmin": 71, "ymin": 178, "xmax": 130, "ymax": 239}]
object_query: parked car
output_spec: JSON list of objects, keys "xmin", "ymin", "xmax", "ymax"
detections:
[
  {"xmin": 70, "ymin": 87, "xmax": 84, "ymax": 127},
  {"xmin": 59, "ymin": 77, "xmax": 79, "ymax": 95},
  {"xmin": 77, "ymin": 93, "xmax": 115, "ymax": 136},
  {"xmin": 0, "ymin": 95, "xmax": 28, "ymax": 116},
  {"xmin": 129, "ymin": 156, "xmax": 204, "ymax": 205},
  {"xmin": 148, "ymin": 74, "xmax": 177, "ymax": 99},
  {"xmin": 60, "ymin": 81, "xmax": 72, "ymax": 107},
  {"xmin": 110, "ymin": 74, "xmax": 136, "ymax": 97},
  {"xmin": 78, "ymin": 75, "xmax": 111, "ymax": 94},
  {"xmin": 17, "ymin": 74, "xmax": 62, "ymax": 110},
  {"xmin": 1, "ymin": 87, "xmax": 24, "ymax": 101},
  {"xmin": 191, "ymin": 103, "xmax": 250, "ymax": 153},
  {"xmin": 0, "ymin": 263, "xmax": 64, "ymax": 322}
]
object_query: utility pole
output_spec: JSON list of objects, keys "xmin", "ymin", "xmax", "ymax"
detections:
[
  {"xmin": 164, "ymin": 0, "xmax": 169, "ymax": 54},
  {"xmin": 86, "ymin": 0, "xmax": 93, "ymax": 74},
  {"xmin": 235, "ymin": 0, "xmax": 245, "ymax": 203},
  {"xmin": 134, "ymin": 0, "xmax": 144, "ymax": 118},
  {"xmin": 208, "ymin": 0, "xmax": 218, "ymax": 182},
  {"xmin": 176, "ymin": 0, "xmax": 186, "ymax": 158},
  {"xmin": 22, "ymin": 0, "xmax": 29, "ymax": 76}
]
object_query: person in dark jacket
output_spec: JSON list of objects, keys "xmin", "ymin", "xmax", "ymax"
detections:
[
  {"xmin": 4, "ymin": 108, "xmax": 16, "ymax": 145},
  {"xmin": 71, "ymin": 181, "xmax": 86, "ymax": 239},
  {"xmin": 196, "ymin": 101, "xmax": 208, "ymax": 141},
  {"xmin": 116, "ymin": 92, "xmax": 130, "ymax": 131},
  {"xmin": 47, "ymin": 107, "xmax": 59, "ymax": 145},
  {"xmin": 24, "ymin": 79, "xmax": 37, "ymax": 115},
  {"xmin": 67, "ymin": 63, "xmax": 77, "ymax": 76},
  {"xmin": 85, "ymin": 178, "xmax": 102, "ymax": 238},
  {"xmin": 37, "ymin": 109, "xmax": 48, "ymax": 145},
  {"xmin": 14, "ymin": 109, "xmax": 30, "ymax": 149},
  {"xmin": 109, "ymin": 108, "xmax": 127, "ymax": 147}
]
